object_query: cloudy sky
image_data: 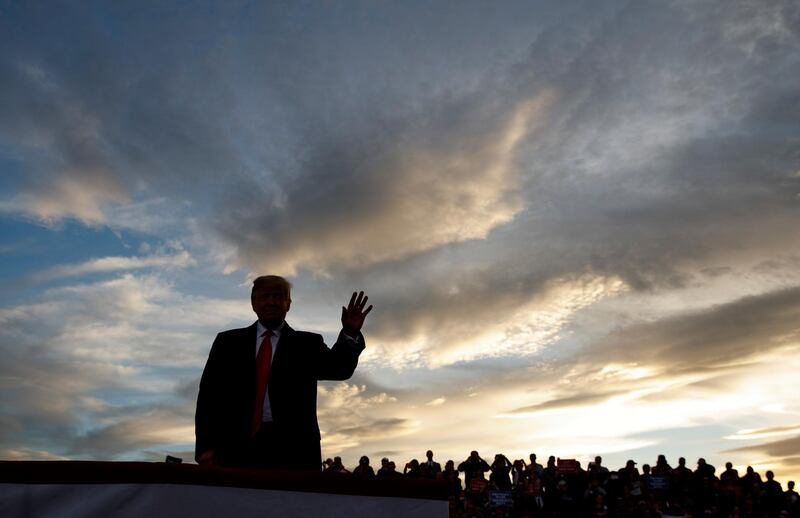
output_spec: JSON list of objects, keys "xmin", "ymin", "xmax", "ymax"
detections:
[{"xmin": 1, "ymin": 0, "xmax": 799, "ymax": 481}]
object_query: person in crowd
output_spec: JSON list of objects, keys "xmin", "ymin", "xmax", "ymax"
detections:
[
  {"xmin": 522, "ymin": 467, "xmax": 544, "ymax": 516},
  {"xmin": 738, "ymin": 465, "xmax": 764, "ymax": 516},
  {"xmin": 718, "ymin": 461, "xmax": 741, "ymax": 515},
  {"xmin": 421, "ymin": 450, "xmax": 442, "ymax": 479},
  {"xmin": 691, "ymin": 465, "xmax": 720, "ymax": 517},
  {"xmin": 554, "ymin": 479, "xmax": 577, "ymax": 517},
  {"xmin": 674, "ymin": 456, "xmax": 691, "ymax": 476},
  {"xmin": 620, "ymin": 459, "xmax": 640, "ymax": 485},
  {"xmin": 404, "ymin": 458, "xmax": 422, "ymax": 478},
  {"xmin": 542, "ymin": 455, "xmax": 559, "ymax": 510},
  {"xmin": 324, "ymin": 456, "xmax": 349, "ymax": 474},
  {"xmin": 466, "ymin": 469, "xmax": 490, "ymax": 514},
  {"xmin": 527, "ymin": 453, "xmax": 544, "ymax": 478},
  {"xmin": 742, "ymin": 464, "xmax": 764, "ymax": 496},
  {"xmin": 695, "ymin": 457, "xmax": 716, "ymax": 478},
  {"xmin": 566, "ymin": 460, "xmax": 588, "ymax": 502},
  {"xmin": 490, "ymin": 453, "xmax": 513, "ymax": 491},
  {"xmin": 670, "ymin": 456, "xmax": 692, "ymax": 510},
  {"xmin": 583, "ymin": 476, "xmax": 607, "ymax": 516},
  {"xmin": 442, "ymin": 460, "xmax": 462, "ymax": 497},
  {"xmin": 640, "ymin": 463, "xmax": 652, "ymax": 500},
  {"xmin": 651, "ymin": 454, "xmax": 672, "ymax": 476},
  {"xmin": 376, "ymin": 457, "xmax": 390, "ymax": 477},
  {"xmin": 721, "ymin": 461, "xmax": 740, "ymax": 484},
  {"xmin": 589, "ymin": 455, "xmax": 610, "ymax": 484},
  {"xmin": 380, "ymin": 460, "xmax": 402, "ymax": 478},
  {"xmin": 785, "ymin": 480, "xmax": 799, "ymax": 517},
  {"xmin": 604, "ymin": 470, "xmax": 625, "ymax": 516},
  {"xmin": 763, "ymin": 470, "xmax": 784, "ymax": 517},
  {"xmin": 511, "ymin": 459, "xmax": 527, "ymax": 487},
  {"xmin": 353, "ymin": 455, "xmax": 375, "ymax": 477},
  {"xmin": 459, "ymin": 450, "xmax": 491, "ymax": 488}
]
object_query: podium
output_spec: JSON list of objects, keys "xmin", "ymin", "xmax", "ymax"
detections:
[{"xmin": 0, "ymin": 461, "xmax": 449, "ymax": 517}]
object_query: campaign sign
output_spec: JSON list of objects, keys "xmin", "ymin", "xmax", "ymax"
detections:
[
  {"xmin": 649, "ymin": 476, "xmax": 669, "ymax": 490},
  {"xmin": 557, "ymin": 459, "xmax": 580, "ymax": 474},
  {"xmin": 490, "ymin": 490, "xmax": 514, "ymax": 508}
]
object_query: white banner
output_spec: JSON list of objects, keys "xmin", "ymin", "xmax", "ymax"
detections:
[{"xmin": 0, "ymin": 483, "xmax": 448, "ymax": 518}]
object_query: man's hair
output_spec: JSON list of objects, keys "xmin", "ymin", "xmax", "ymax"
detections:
[{"xmin": 251, "ymin": 275, "xmax": 292, "ymax": 298}]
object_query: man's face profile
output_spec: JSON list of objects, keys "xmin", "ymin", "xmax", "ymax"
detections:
[{"xmin": 252, "ymin": 283, "xmax": 291, "ymax": 327}]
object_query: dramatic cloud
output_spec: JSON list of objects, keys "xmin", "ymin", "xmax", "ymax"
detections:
[
  {"xmin": 506, "ymin": 389, "xmax": 630, "ymax": 415},
  {"xmin": 724, "ymin": 435, "xmax": 800, "ymax": 459},
  {"xmin": 725, "ymin": 424, "xmax": 800, "ymax": 441},
  {"xmin": 317, "ymin": 382, "xmax": 411, "ymax": 453},
  {"xmin": 0, "ymin": 274, "xmax": 251, "ymax": 368},
  {"xmin": 0, "ymin": 273, "xmax": 249, "ymax": 459},
  {"xmin": 1, "ymin": 1, "xmax": 794, "ymax": 282},
  {"xmin": 68, "ymin": 406, "xmax": 195, "ymax": 459},
  {"xmin": 574, "ymin": 286, "xmax": 800, "ymax": 378},
  {"xmin": 355, "ymin": 273, "xmax": 620, "ymax": 368},
  {"xmin": 215, "ymin": 90, "xmax": 555, "ymax": 274},
  {"xmin": 28, "ymin": 250, "xmax": 194, "ymax": 283}
]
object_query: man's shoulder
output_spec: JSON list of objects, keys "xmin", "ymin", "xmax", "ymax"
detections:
[
  {"xmin": 281, "ymin": 325, "xmax": 324, "ymax": 345},
  {"xmin": 217, "ymin": 324, "xmax": 256, "ymax": 340}
]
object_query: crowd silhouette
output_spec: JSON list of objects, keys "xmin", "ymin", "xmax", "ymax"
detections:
[{"xmin": 320, "ymin": 451, "xmax": 798, "ymax": 517}]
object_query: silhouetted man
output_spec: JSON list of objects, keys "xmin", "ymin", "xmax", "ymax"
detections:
[
  {"xmin": 589, "ymin": 455, "xmax": 609, "ymax": 483},
  {"xmin": 652, "ymin": 454, "xmax": 672, "ymax": 476},
  {"xmin": 195, "ymin": 275, "xmax": 372, "ymax": 470},
  {"xmin": 785, "ymin": 480, "xmax": 799, "ymax": 516},
  {"xmin": 422, "ymin": 450, "xmax": 442, "ymax": 479},
  {"xmin": 763, "ymin": 470, "xmax": 783, "ymax": 517},
  {"xmin": 376, "ymin": 457, "xmax": 390, "ymax": 477},
  {"xmin": 721, "ymin": 462, "xmax": 739, "ymax": 485},
  {"xmin": 353, "ymin": 456, "xmax": 375, "ymax": 477},
  {"xmin": 458, "ymin": 451, "xmax": 490, "ymax": 487},
  {"xmin": 528, "ymin": 453, "xmax": 544, "ymax": 478},
  {"xmin": 695, "ymin": 457, "xmax": 716, "ymax": 479}
]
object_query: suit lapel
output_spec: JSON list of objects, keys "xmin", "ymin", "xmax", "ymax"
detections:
[{"xmin": 243, "ymin": 322, "xmax": 258, "ymax": 394}]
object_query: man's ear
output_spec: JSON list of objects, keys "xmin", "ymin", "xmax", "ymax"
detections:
[{"xmin": 286, "ymin": 298, "xmax": 292, "ymax": 311}]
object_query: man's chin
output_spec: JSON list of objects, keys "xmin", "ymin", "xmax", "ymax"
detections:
[{"xmin": 259, "ymin": 317, "xmax": 284, "ymax": 328}]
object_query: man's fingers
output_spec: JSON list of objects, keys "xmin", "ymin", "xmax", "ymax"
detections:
[{"xmin": 345, "ymin": 291, "xmax": 371, "ymax": 318}]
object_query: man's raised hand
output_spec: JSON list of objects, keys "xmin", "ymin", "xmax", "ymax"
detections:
[{"xmin": 341, "ymin": 291, "xmax": 373, "ymax": 336}]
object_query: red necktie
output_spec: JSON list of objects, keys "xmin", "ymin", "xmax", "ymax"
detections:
[{"xmin": 251, "ymin": 330, "xmax": 273, "ymax": 436}]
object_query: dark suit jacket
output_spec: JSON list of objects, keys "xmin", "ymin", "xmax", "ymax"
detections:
[{"xmin": 195, "ymin": 321, "xmax": 364, "ymax": 469}]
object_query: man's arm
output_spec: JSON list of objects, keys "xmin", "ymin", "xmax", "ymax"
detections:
[
  {"xmin": 315, "ymin": 291, "xmax": 373, "ymax": 380},
  {"xmin": 195, "ymin": 333, "xmax": 223, "ymax": 464},
  {"xmin": 314, "ymin": 330, "xmax": 365, "ymax": 380}
]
